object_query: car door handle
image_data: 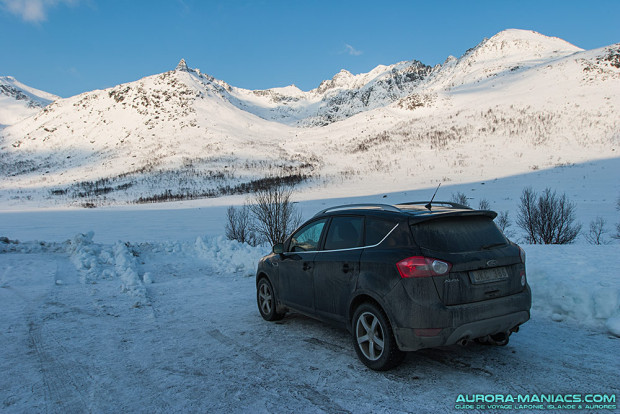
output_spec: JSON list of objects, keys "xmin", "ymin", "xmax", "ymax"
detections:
[
  {"xmin": 342, "ymin": 264, "xmax": 351, "ymax": 273},
  {"xmin": 303, "ymin": 262, "xmax": 312, "ymax": 271}
]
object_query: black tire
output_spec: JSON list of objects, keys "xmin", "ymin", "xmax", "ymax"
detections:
[
  {"xmin": 257, "ymin": 278, "xmax": 285, "ymax": 321},
  {"xmin": 352, "ymin": 302, "xmax": 405, "ymax": 371}
]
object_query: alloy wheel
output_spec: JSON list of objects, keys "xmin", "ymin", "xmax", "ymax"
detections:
[
  {"xmin": 258, "ymin": 282, "xmax": 273, "ymax": 315},
  {"xmin": 355, "ymin": 311, "xmax": 385, "ymax": 361}
]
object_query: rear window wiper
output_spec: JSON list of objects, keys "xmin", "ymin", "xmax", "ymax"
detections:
[{"xmin": 481, "ymin": 242, "xmax": 506, "ymax": 250}]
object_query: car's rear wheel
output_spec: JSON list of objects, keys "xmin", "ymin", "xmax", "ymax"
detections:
[
  {"xmin": 352, "ymin": 303, "xmax": 404, "ymax": 370},
  {"xmin": 257, "ymin": 278, "xmax": 285, "ymax": 321}
]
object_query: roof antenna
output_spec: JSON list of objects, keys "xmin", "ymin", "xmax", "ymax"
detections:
[{"xmin": 425, "ymin": 183, "xmax": 441, "ymax": 211}]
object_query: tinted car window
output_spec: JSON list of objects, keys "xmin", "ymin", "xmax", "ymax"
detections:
[
  {"xmin": 411, "ymin": 215, "xmax": 507, "ymax": 253},
  {"xmin": 365, "ymin": 217, "xmax": 396, "ymax": 246},
  {"xmin": 289, "ymin": 219, "xmax": 327, "ymax": 252},
  {"xmin": 324, "ymin": 216, "xmax": 364, "ymax": 250}
]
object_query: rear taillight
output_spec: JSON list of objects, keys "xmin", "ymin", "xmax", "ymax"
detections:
[{"xmin": 396, "ymin": 256, "xmax": 452, "ymax": 278}]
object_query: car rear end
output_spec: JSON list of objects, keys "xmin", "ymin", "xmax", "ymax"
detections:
[{"xmin": 385, "ymin": 210, "xmax": 531, "ymax": 351}]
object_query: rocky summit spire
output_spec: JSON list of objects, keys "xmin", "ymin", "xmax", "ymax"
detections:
[{"xmin": 175, "ymin": 59, "xmax": 189, "ymax": 71}]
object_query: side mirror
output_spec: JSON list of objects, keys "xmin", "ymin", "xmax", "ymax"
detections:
[{"xmin": 272, "ymin": 243, "xmax": 284, "ymax": 254}]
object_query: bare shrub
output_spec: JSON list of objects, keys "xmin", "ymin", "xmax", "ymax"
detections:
[
  {"xmin": 478, "ymin": 198, "xmax": 491, "ymax": 210},
  {"xmin": 450, "ymin": 191, "xmax": 470, "ymax": 207},
  {"xmin": 496, "ymin": 211, "xmax": 513, "ymax": 237},
  {"xmin": 585, "ymin": 216, "xmax": 608, "ymax": 245},
  {"xmin": 225, "ymin": 205, "xmax": 257, "ymax": 246},
  {"xmin": 517, "ymin": 187, "xmax": 537, "ymax": 242},
  {"xmin": 516, "ymin": 187, "xmax": 581, "ymax": 244},
  {"xmin": 248, "ymin": 184, "xmax": 302, "ymax": 246}
]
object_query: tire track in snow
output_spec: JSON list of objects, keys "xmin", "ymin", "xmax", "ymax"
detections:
[
  {"xmin": 28, "ymin": 319, "xmax": 90, "ymax": 413},
  {"xmin": 107, "ymin": 244, "xmax": 175, "ymax": 413},
  {"xmin": 23, "ymin": 251, "xmax": 170, "ymax": 414},
  {"xmin": 206, "ymin": 327, "xmax": 351, "ymax": 413},
  {"xmin": 415, "ymin": 348, "xmax": 495, "ymax": 377},
  {"xmin": 26, "ymin": 257, "xmax": 91, "ymax": 414}
]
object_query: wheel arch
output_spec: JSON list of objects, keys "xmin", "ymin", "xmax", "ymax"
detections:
[
  {"xmin": 348, "ymin": 292, "xmax": 394, "ymax": 331},
  {"xmin": 256, "ymin": 271, "xmax": 287, "ymax": 316},
  {"xmin": 256, "ymin": 271, "xmax": 270, "ymax": 286}
]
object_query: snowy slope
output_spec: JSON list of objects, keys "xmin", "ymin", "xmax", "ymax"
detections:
[
  {"xmin": 0, "ymin": 76, "xmax": 58, "ymax": 127},
  {"xmin": 0, "ymin": 29, "xmax": 618, "ymax": 208}
]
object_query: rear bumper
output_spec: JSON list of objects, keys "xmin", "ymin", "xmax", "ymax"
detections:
[{"xmin": 390, "ymin": 287, "xmax": 531, "ymax": 352}]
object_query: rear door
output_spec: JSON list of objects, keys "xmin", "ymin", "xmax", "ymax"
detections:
[
  {"xmin": 313, "ymin": 215, "xmax": 364, "ymax": 322},
  {"xmin": 410, "ymin": 215, "xmax": 525, "ymax": 305}
]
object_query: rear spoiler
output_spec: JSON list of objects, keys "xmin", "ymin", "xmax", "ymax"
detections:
[{"xmin": 408, "ymin": 209, "xmax": 498, "ymax": 225}]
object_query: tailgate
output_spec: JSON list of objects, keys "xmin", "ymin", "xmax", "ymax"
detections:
[
  {"xmin": 431, "ymin": 249, "xmax": 525, "ymax": 305},
  {"xmin": 410, "ymin": 215, "xmax": 526, "ymax": 305}
]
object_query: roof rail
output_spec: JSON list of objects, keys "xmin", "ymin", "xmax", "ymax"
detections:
[
  {"xmin": 313, "ymin": 203, "xmax": 402, "ymax": 217},
  {"xmin": 396, "ymin": 201, "xmax": 473, "ymax": 210}
]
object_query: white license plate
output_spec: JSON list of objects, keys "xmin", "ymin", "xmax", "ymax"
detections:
[{"xmin": 470, "ymin": 267, "xmax": 509, "ymax": 283}]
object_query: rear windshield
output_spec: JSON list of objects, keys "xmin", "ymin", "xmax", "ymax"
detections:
[{"xmin": 411, "ymin": 215, "xmax": 507, "ymax": 253}]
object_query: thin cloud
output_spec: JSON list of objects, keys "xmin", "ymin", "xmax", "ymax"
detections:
[
  {"xmin": 176, "ymin": 0, "xmax": 191, "ymax": 15},
  {"xmin": 1, "ymin": 0, "xmax": 80, "ymax": 23},
  {"xmin": 344, "ymin": 43, "xmax": 363, "ymax": 56}
]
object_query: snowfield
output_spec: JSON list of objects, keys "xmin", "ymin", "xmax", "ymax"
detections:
[{"xmin": 1, "ymin": 227, "xmax": 619, "ymax": 412}]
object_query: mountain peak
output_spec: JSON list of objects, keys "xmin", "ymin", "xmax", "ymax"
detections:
[
  {"xmin": 471, "ymin": 29, "xmax": 583, "ymax": 60},
  {"xmin": 490, "ymin": 29, "xmax": 571, "ymax": 43},
  {"xmin": 175, "ymin": 59, "xmax": 189, "ymax": 71},
  {"xmin": 0, "ymin": 76, "xmax": 59, "ymax": 126}
]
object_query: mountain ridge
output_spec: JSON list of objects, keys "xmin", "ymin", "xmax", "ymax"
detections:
[
  {"xmin": 0, "ymin": 76, "xmax": 59, "ymax": 127},
  {"xmin": 0, "ymin": 29, "xmax": 618, "ymax": 208}
]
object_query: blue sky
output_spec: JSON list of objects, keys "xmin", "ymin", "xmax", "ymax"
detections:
[{"xmin": 1, "ymin": 0, "xmax": 619, "ymax": 97}]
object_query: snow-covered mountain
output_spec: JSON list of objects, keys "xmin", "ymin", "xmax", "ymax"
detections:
[
  {"xmin": 0, "ymin": 29, "xmax": 618, "ymax": 207},
  {"xmin": 425, "ymin": 29, "xmax": 584, "ymax": 91},
  {"xmin": 227, "ymin": 59, "xmax": 432, "ymax": 126},
  {"xmin": 0, "ymin": 76, "xmax": 58, "ymax": 128},
  {"xmin": 165, "ymin": 57, "xmax": 432, "ymax": 126}
]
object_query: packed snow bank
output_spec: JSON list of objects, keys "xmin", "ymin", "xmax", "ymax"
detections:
[
  {"xmin": 1, "ymin": 235, "xmax": 618, "ymax": 336},
  {"xmin": 137, "ymin": 235, "xmax": 269, "ymax": 278},
  {"xmin": 606, "ymin": 316, "xmax": 620, "ymax": 336},
  {"xmin": 113, "ymin": 241, "xmax": 146, "ymax": 296},
  {"xmin": 194, "ymin": 236, "xmax": 269, "ymax": 277},
  {"xmin": 525, "ymin": 244, "xmax": 620, "ymax": 336}
]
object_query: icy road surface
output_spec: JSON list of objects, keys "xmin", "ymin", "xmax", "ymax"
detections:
[{"xmin": 1, "ymin": 238, "xmax": 619, "ymax": 413}]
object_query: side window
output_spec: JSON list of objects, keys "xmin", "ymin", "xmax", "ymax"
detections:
[
  {"xmin": 324, "ymin": 216, "xmax": 364, "ymax": 250},
  {"xmin": 365, "ymin": 217, "xmax": 397, "ymax": 246},
  {"xmin": 289, "ymin": 219, "xmax": 327, "ymax": 252}
]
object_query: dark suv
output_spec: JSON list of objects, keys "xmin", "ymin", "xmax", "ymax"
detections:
[{"xmin": 255, "ymin": 202, "xmax": 531, "ymax": 370}]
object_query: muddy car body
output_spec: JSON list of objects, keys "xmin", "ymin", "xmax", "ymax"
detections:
[{"xmin": 256, "ymin": 202, "xmax": 531, "ymax": 370}]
